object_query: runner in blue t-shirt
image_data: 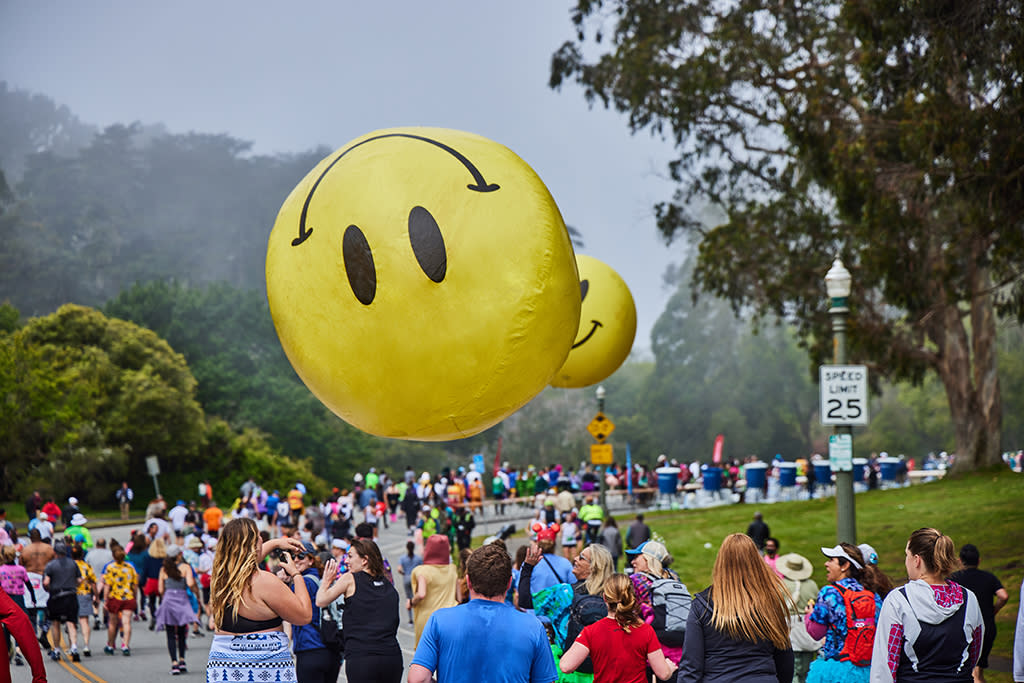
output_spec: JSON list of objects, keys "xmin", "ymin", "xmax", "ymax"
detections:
[{"xmin": 409, "ymin": 544, "xmax": 557, "ymax": 683}]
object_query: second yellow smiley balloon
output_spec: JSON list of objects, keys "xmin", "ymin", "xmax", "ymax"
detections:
[
  {"xmin": 550, "ymin": 254, "xmax": 637, "ymax": 388},
  {"xmin": 266, "ymin": 127, "xmax": 581, "ymax": 440}
]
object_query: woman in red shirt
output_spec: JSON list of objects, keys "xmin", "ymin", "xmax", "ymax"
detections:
[{"xmin": 560, "ymin": 573, "xmax": 677, "ymax": 682}]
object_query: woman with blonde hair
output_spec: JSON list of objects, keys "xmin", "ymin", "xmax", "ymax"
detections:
[
  {"xmin": 519, "ymin": 542, "xmax": 615, "ymax": 679},
  {"xmin": 626, "ymin": 540, "xmax": 692, "ymax": 669},
  {"xmin": 869, "ymin": 528, "xmax": 984, "ymax": 683},
  {"xmin": 204, "ymin": 517, "xmax": 310, "ymax": 683},
  {"xmin": 679, "ymin": 533, "xmax": 794, "ymax": 683},
  {"xmin": 560, "ymin": 573, "xmax": 678, "ymax": 681}
]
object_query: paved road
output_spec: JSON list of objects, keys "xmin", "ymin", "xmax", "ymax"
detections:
[{"xmin": 10, "ymin": 501, "xmax": 619, "ymax": 683}]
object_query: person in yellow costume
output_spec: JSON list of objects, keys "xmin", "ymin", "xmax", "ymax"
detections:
[{"xmin": 409, "ymin": 535, "xmax": 458, "ymax": 647}]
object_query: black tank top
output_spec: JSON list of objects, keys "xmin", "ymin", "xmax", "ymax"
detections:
[{"xmin": 341, "ymin": 572, "xmax": 401, "ymax": 658}]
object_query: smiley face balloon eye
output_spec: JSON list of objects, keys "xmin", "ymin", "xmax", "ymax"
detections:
[
  {"xmin": 580, "ymin": 279, "xmax": 590, "ymax": 303},
  {"xmin": 265, "ymin": 127, "xmax": 581, "ymax": 440},
  {"xmin": 408, "ymin": 206, "xmax": 447, "ymax": 283},
  {"xmin": 343, "ymin": 225, "xmax": 376, "ymax": 305}
]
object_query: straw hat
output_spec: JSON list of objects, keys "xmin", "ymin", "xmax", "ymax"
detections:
[{"xmin": 777, "ymin": 552, "xmax": 814, "ymax": 581}]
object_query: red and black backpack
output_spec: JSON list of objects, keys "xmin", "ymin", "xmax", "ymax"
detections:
[{"xmin": 835, "ymin": 583, "xmax": 877, "ymax": 666}]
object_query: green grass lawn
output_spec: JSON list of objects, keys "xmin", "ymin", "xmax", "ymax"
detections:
[{"xmin": 636, "ymin": 468, "xmax": 1024, "ymax": 682}]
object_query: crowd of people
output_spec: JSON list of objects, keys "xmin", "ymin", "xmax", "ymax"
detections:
[{"xmin": 2, "ymin": 465, "xmax": 1024, "ymax": 683}]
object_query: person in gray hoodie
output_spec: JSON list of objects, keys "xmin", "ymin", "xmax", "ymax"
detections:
[{"xmin": 869, "ymin": 528, "xmax": 984, "ymax": 683}]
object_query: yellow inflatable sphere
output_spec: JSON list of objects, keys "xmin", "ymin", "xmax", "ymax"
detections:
[
  {"xmin": 266, "ymin": 127, "xmax": 580, "ymax": 440},
  {"xmin": 550, "ymin": 254, "xmax": 637, "ymax": 388}
]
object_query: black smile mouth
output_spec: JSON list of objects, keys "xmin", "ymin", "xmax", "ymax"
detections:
[{"xmin": 571, "ymin": 320, "xmax": 603, "ymax": 349}]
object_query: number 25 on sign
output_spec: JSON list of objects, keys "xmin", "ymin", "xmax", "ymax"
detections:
[{"xmin": 819, "ymin": 365, "xmax": 870, "ymax": 426}]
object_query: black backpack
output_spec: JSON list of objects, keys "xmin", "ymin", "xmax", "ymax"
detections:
[
  {"xmin": 564, "ymin": 593, "xmax": 607, "ymax": 674},
  {"xmin": 308, "ymin": 576, "xmax": 345, "ymax": 653}
]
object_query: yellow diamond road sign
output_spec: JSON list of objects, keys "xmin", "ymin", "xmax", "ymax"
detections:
[{"xmin": 587, "ymin": 412, "xmax": 615, "ymax": 441}]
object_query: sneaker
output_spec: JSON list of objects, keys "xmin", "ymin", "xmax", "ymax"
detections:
[
  {"xmin": 171, "ymin": 664, "xmax": 181, "ymax": 675},
  {"xmin": 178, "ymin": 661, "xmax": 187, "ymax": 673},
  {"xmin": 49, "ymin": 649, "xmax": 60, "ymax": 661},
  {"xmin": 83, "ymin": 648, "xmax": 91, "ymax": 657},
  {"xmin": 14, "ymin": 653, "xmax": 24, "ymax": 666},
  {"xmin": 93, "ymin": 619, "xmax": 102, "ymax": 630},
  {"xmin": 104, "ymin": 645, "xmax": 115, "ymax": 655},
  {"xmin": 122, "ymin": 647, "xmax": 130, "ymax": 657},
  {"xmin": 71, "ymin": 650, "xmax": 81, "ymax": 662}
]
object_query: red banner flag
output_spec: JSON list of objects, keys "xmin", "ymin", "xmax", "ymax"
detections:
[
  {"xmin": 712, "ymin": 434, "xmax": 724, "ymax": 464},
  {"xmin": 493, "ymin": 437, "xmax": 503, "ymax": 475}
]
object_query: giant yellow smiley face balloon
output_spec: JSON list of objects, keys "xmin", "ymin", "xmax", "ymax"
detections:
[
  {"xmin": 266, "ymin": 127, "xmax": 581, "ymax": 440},
  {"xmin": 550, "ymin": 254, "xmax": 637, "ymax": 388}
]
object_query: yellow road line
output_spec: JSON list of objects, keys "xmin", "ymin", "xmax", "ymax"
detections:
[
  {"xmin": 57, "ymin": 658, "xmax": 94, "ymax": 683},
  {"xmin": 69, "ymin": 658, "xmax": 107, "ymax": 683}
]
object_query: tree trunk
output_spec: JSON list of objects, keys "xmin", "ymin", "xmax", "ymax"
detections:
[{"xmin": 929, "ymin": 273, "xmax": 1002, "ymax": 472}]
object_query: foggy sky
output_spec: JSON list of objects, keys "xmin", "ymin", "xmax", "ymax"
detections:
[{"xmin": 0, "ymin": 2, "xmax": 684, "ymax": 352}]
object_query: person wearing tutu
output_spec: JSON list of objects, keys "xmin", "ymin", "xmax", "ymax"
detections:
[
  {"xmin": 154, "ymin": 545, "xmax": 197, "ymax": 675},
  {"xmin": 804, "ymin": 544, "xmax": 889, "ymax": 683}
]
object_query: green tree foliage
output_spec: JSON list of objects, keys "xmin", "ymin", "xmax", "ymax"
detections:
[
  {"xmin": 0, "ymin": 118, "xmax": 327, "ymax": 317},
  {"xmin": 0, "ymin": 304, "xmax": 201, "ymax": 502},
  {"xmin": 104, "ymin": 281, "xmax": 380, "ymax": 480},
  {"xmin": 552, "ymin": 0, "xmax": 1024, "ymax": 470},
  {"xmin": 643, "ymin": 259, "xmax": 817, "ymax": 461},
  {"xmin": 20, "ymin": 304, "xmax": 206, "ymax": 466},
  {"xmin": 0, "ymin": 302, "xmax": 328, "ymax": 503},
  {"xmin": 0, "ymin": 82, "xmax": 96, "ymax": 179}
]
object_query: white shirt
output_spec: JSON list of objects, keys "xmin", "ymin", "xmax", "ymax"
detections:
[{"xmin": 167, "ymin": 505, "xmax": 189, "ymax": 531}]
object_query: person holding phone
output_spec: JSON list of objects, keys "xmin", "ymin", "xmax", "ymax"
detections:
[{"xmin": 205, "ymin": 518, "xmax": 310, "ymax": 683}]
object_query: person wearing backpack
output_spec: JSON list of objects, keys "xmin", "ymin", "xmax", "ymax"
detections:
[
  {"xmin": 869, "ymin": 528, "xmax": 985, "ymax": 683},
  {"xmin": 626, "ymin": 541, "xmax": 692, "ymax": 675},
  {"xmin": 518, "ymin": 541, "xmax": 615, "ymax": 677},
  {"xmin": 678, "ymin": 534, "xmax": 794, "ymax": 683},
  {"xmin": 560, "ymin": 573, "xmax": 678, "ymax": 682},
  {"xmin": 804, "ymin": 543, "xmax": 888, "ymax": 683},
  {"xmin": 278, "ymin": 542, "xmax": 341, "ymax": 683}
]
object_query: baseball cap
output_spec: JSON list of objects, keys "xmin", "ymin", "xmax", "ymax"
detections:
[
  {"xmin": 68, "ymin": 497, "xmax": 79, "ymax": 505},
  {"xmin": 70, "ymin": 513, "xmax": 88, "ymax": 526},
  {"xmin": 331, "ymin": 538, "xmax": 348, "ymax": 550},
  {"xmin": 820, "ymin": 545, "xmax": 863, "ymax": 570},
  {"xmin": 38, "ymin": 512, "xmax": 48, "ymax": 520},
  {"xmin": 625, "ymin": 540, "xmax": 670, "ymax": 564},
  {"xmin": 857, "ymin": 543, "xmax": 879, "ymax": 566},
  {"xmin": 176, "ymin": 500, "xmax": 186, "ymax": 506}
]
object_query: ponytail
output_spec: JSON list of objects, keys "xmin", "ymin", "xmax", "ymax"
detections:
[
  {"xmin": 907, "ymin": 528, "xmax": 959, "ymax": 579},
  {"xmin": 603, "ymin": 574, "xmax": 643, "ymax": 632}
]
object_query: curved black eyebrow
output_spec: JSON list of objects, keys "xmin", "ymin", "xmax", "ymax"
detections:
[{"xmin": 292, "ymin": 133, "xmax": 500, "ymax": 247}]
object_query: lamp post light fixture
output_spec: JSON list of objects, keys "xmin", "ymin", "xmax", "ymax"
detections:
[
  {"xmin": 826, "ymin": 257, "xmax": 856, "ymax": 545},
  {"xmin": 595, "ymin": 384, "xmax": 607, "ymax": 510}
]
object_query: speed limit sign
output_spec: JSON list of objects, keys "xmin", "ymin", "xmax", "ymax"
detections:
[{"xmin": 819, "ymin": 365, "xmax": 869, "ymax": 426}]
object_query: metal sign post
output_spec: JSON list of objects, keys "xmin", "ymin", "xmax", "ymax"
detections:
[{"xmin": 146, "ymin": 455, "xmax": 161, "ymax": 499}]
